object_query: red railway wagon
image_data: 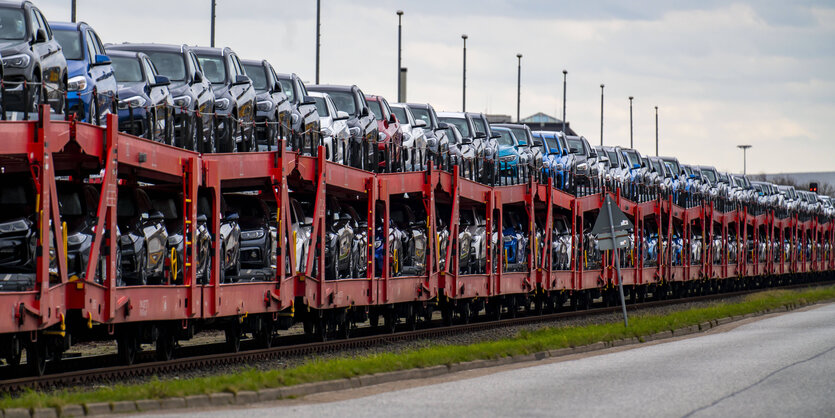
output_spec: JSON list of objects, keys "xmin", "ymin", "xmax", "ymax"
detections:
[{"xmin": 0, "ymin": 106, "xmax": 832, "ymax": 375}]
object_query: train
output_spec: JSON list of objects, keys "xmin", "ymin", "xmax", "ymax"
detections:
[{"xmin": 0, "ymin": 107, "xmax": 832, "ymax": 377}]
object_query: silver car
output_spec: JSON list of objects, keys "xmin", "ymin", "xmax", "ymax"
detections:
[
  {"xmin": 391, "ymin": 103, "xmax": 427, "ymax": 171},
  {"xmin": 310, "ymin": 91, "xmax": 351, "ymax": 165}
]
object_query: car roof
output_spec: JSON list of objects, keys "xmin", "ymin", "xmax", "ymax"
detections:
[
  {"xmin": 240, "ymin": 58, "xmax": 267, "ymax": 67},
  {"xmin": 492, "ymin": 123, "xmax": 528, "ymax": 129},
  {"xmin": 307, "ymin": 84, "xmax": 353, "ymax": 92},
  {"xmin": 191, "ymin": 46, "xmax": 231, "ymax": 56},
  {"xmin": 437, "ymin": 111, "xmax": 466, "ymax": 118},
  {"xmin": 404, "ymin": 102, "xmax": 431, "ymax": 109},
  {"xmin": 49, "ymin": 21, "xmax": 87, "ymax": 31},
  {"xmin": 106, "ymin": 49, "xmax": 145, "ymax": 59},
  {"xmin": 108, "ymin": 43, "xmax": 187, "ymax": 53}
]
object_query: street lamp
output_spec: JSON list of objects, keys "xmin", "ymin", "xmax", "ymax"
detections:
[
  {"xmin": 315, "ymin": 0, "xmax": 321, "ymax": 83},
  {"xmin": 516, "ymin": 53, "xmax": 522, "ymax": 123},
  {"xmin": 462, "ymin": 34, "xmax": 467, "ymax": 112},
  {"xmin": 599, "ymin": 84, "xmax": 605, "ymax": 146},
  {"xmin": 628, "ymin": 96, "xmax": 634, "ymax": 149},
  {"xmin": 561, "ymin": 70, "xmax": 567, "ymax": 134},
  {"xmin": 655, "ymin": 106, "xmax": 659, "ymax": 156},
  {"xmin": 737, "ymin": 145, "xmax": 752, "ymax": 175},
  {"xmin": 210, "ymin": 0, "xmax": 216, "ymax": 47},
  {"xmin": 71, "ymin": 0, "xmax": 76, "ymax": 22},
  {"xmin": 396, "ymin": 10, "xmax": 404, "ymax": 102}
]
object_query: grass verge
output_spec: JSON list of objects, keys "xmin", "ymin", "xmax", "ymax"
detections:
[{"xmin": 3, "ymin": 285, "xmax": 835, "ymax": 410}]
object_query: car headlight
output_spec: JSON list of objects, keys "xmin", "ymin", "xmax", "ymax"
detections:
[
  {"xmin": 118, "ymin": 95, "xmax": 147, "ymax": 109},
  {"xmin": 321, "ymin": 126, "xmax": 334, "ymax": 138},
  {"xmin": 378, "ymin": 132, "xmax": 388, "ymax": 142},
  {"xmin": 241, "ymin": 229, "xmax": 266, "ymax": 240},
  {"xmin": 67, "ymin": 75, "xmax": 87, "ymax": 92},
  {"xmin": 576, "ymin": 163, "xmax": 589, "ymax": 172},
  {"xmin": 402, "ymin": 132, "xmax": 411, "ymax": 142},
  {"xmin": 499, "ymin": 155, "xmax": 517, "ymax": 162},
  {"xmin": 67, "ymin": 232, "xmax": 88, "ymax": 245},
  {"xmin": 214, "ymin": 97, "xmax": 230, "ymax": 110},
  {"xmin": 3, "ymin": 54, "xmax": 31, "ymax": 69},
  {"xmin": 0, "ymin": 219, "xmax": 29, "ymax": 233},
  {"xmin": 257, "ymin": 100, "xmax": 274, "ymax": 112},
  {"xmin": 173, "ymin": 95, "xmax": 192, "ymax": 108}
]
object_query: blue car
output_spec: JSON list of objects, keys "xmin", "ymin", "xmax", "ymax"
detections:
[
  {"xmin": 50, "ymin": 22, "xmax": 116, "ymax": 125},
  {"xmin": 531, "ymin": 131, "xmax": 571, "ymax": 188},
  {"xmin": 492, "ymin": 126, "xmax": 521, "ymax": 179}
]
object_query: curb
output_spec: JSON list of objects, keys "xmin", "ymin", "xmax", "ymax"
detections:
[{"xmin": 3, "ymin": 302, "xmax": 820, "ymax": 416}]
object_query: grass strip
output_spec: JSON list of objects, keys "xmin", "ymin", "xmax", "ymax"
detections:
[{"xmin": 3, "ymin": 285, "xmax": 835, "ymax": 409}]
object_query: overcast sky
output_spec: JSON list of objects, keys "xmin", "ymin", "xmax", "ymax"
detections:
[{"xmin": 38, "ymin": 0, "xmax": 835, "ymax": 174}]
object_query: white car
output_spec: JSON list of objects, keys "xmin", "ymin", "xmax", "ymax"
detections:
[
  {"xmin": 309, "ymin": 91, "xmax": 351, "ymax": 165},
  {"xmin": 390, "ymin": 103, "xmax": 427, "ymax": 171}
]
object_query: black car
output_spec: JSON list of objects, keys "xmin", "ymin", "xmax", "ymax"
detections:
[
  {"xmin": 306, "ymin": 84, "xmax": 377, "ymax": 169},
  {"xmin": 324, "ymin": 198, "xmax": 354, "ymax": 280},
  {"xmin": 107, "ymin": 49, "xmax": 174, "ymax": 143},
  {"xmin": 57, "ymin": 182, "xmax": 102, "ymax": 282},
  {"xmin": 107, "ymin": 43, "xmax": 215, "ymax": 153},
  {"xmin": 193, "ymin": 46, "xmax": 256, "ymax": 153},
  {"xmin": 241, "ymin": 59, "xmax": 292, "ymax": 151},
  {"xmin": 276, "ymin": 73, "xmax": 321, "ymax": 155},
  {"xmin": 0, "ymin": 1, "xmax": 67, "ymax": 114},
  {"xmin": 0, "ymin": 176, "xmax": 37, "ymax": 291},
  {"xmin": 117, "ymin": 186, "xmax": 169, "ymax": 285},
  {"xmin": 196, "ymin": 193, "xmax": 241, "ymax": 283},
  {"xmin": 405, "ymin": 103, "xmax": 449, "ymax": 164},
  {"xmin": 391, "ymin": 203, "xmax": 428, "ymax": 275},
  {"xmin": 224, "ymin": 194, "xmax": 272, "ymax": 271}
]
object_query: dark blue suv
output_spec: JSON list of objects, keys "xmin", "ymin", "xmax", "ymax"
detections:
[{"xmin": 50, "ymin": 21, "xmax": 116, "ymax": 125}]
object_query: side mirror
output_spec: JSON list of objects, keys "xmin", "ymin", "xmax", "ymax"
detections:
[
  {"xmin": 149, "ymin": 210, "xmax": 165, "ymax": 221},
  {"xmin": 273, "ymin": 82, "xmax": 282, "ymax": 93},
  {"xmin": 490, "ymin": 133, "xmax": 501, "ymax": 139},
  {"xmin": 34, "ymin": 28, "xmax": 47, "ymax": 44},
  {"xmin": 335, "ymin": 110, "xmax": 349, "ymax": 120},
  {"xmin": 225, "ymin": 211, "xmax": 240, "ymax": 222},
  {"xmin": 92, "ymin": 54, "xmax": 111, "ymax": 66},
  {"xmin": 197, "ymin": 213, "xmax": 208, "ymax": 222},
  {"xmin": 475, "ymin": 132, "xmax": 487, "ymax": 140},
  {"xmin": 152, "ymin": 75, "xmax": 170, "ymax": 87},
  {"xmin": 360, "ymin": 107, "xmax": 369, "ymax": 118},
  {"xmin": 192, "ymin": 71, "xmax": 203, "ymax": 83},
  {"xmin": 389, "ymin": 113, "xmax": 397, "ymax": 124},
  {"xmin": 414, "ymin": 119, "xmax": 427, "ymax": 128},
  {"xmin": 300, "ymin": 95, "xmax": 316, "ymax": 106},
  {"xmin": 233, "ymin": 74, "xmax": 251, "ymax": 86}
]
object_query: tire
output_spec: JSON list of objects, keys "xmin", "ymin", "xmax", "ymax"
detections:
[
  {"xmin": 155, "ymin": 329, "xmax": 175, "ymax": 361},
  {"xmin": 27, "ymin": 342, "xmax": 47, "ymax": 376},
  {"xmin": 117, "ymin": 332, "xmax": 138, "ymax": 365},
  {"xmin": 225, "ymin": 326, "xmax": 241, "ymax": 352}
]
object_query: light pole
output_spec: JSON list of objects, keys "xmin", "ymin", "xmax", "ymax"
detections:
[
  {"xmin": 315, "ymin": 0, "xmax": 320, "ymax": 84},
  {"xmin": 561, "ymin": 70, "xmax": 567, "ymax": 134},
  {"xmin": 71, "ymin": 0, "xmax": 76, "ymax": 22},
  {"xmin": 397, "ymin": 10, "xmax": 404, "ymax": 102},
  {"xmin": 737, "ymin": 145, "xmax": 752, "ymax": 175},
  {"xmin": 599, "ymin": 84, "xmax": 605, "ymax": 146},
  {"xmin": 210, "ymin": 0, "xmax": 216, "ymax": 47},
  {"xmin": 654, "ymin": 106, "xmax": 659, "ymax": 156},
  {"xmin": 462, "ymin": 34, "xmax": 467, "ymax": 112},
  {"xmin": 516, "ymin": 53, "xmax": 522, "ymax": 122},
  {"xmin": 628, "ymin": 96, "xmax": 634, "ymax": 149}
]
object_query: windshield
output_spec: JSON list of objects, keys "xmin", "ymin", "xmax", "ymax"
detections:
[
  {"xmin": 623, "ymin": 151, "xmax": 641, "ymax": 167},
  {"xmin": 196, "ymin": 55, "xmax": 226, "ymax": 84},
  {"xmin": 606, "ymin": 150, "xmax": 619, "ymax": 166},
  {"xmin": 542, "ymin": 136, "xmax": 560, "ymax": 154},
  {"xmin": 111, "ymin": 56, "xmax": 144, "ymax": 83},
  {"xmin": 278, "ymin": 79, "xmax": 295, "ymax": 102},
  {"xmin": 509, "ymin": 128, "xmax": 528, "ymax": 145},
  {"xmin": 438, "ymin": 117, "xmax": 470, "ymax": 137},
  {"xmin": 683, "ymin": 166, "xmax": 693, "ymax": 176},
  {"xmin": 391, "ymin": 107, "xmax": 409, "ymax": 125},
  {"xmin": 496, "ymin": 130, "xmax": 514, "ymax": 146},
  {"xmin": 368, "ymin": 100, "xmax": 384, "ymax": 121},
  {"xmin": 146, "ymin": 51, "xmax": 186, "ymax": 82},
  {"xmin": 324, "ymin": 91, "xmax": 357, "ymax": 116},
  {"xmin": 471, "ymin": 117, "xmax": 486, "ymax": 134},
  {"xmin": 441, "ymin": 127, "xmax": 458, "ymax": 145},
  {"xmin": 0, "ymin": 8, "xmax": 26, "ymax": 41},
  {"xmin": 312, "ymin": 96, "xmax": 329, "ymax": 117},
  {"xmin": 411, "ymin": 107, "xmax": 432, "ymax": 127},
  {"xmin": 243, "ymin": 64, "xmax": 268, "ymax": 91},
  {"xmin": 650, "ymin": 160, "xmax": 664, "ymax": 175},
  {"xmin": 663, "ymin": 160, "xmax": 680, "ymax": 175},
  {"xmin": 53, "ymin": 30, "xmax": 83, "ymax": 60},
  {"xmin": 566, "ymin": 138, "xmax": 585, "ymax": 155},
  {"xmin": 702, "ymin": 169, "xmax": 716, "ymax": 183}
]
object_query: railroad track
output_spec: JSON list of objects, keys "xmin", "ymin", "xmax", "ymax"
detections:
[{"xmin": 2, "ymin": 280, "xmax": 832, "ymax": 394}]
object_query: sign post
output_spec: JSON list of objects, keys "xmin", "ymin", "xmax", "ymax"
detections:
[{"xmin": 592, "ymin": 195, "xmax": 633, "ymax": 327}]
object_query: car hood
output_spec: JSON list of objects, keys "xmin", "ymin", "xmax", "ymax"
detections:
[
  {"xmin": 66, "ymin": 59, "xmax": 89, "ymax": 79},
  {"xmin": 168, "ymin": 81, "xmax": 190, "ymax": 97},
  {"xmin": 116, "ymin": 82, "xmax": 148, "ymax": 99},
  {"xmin": 498, "ymin": 145, "xmax": 519, "ymax": 158},
  {"xmin": 0, "ymin": 40, "xmax": 29, "ymax": 57}
]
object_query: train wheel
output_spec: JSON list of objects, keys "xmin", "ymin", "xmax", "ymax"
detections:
[
  {"xmin": 225, "ymin": 326, "xmax": 241, "ymax": 353},
  {"xmin": 405, "ymin": 305, "xmax": 417, "ymax": 331},
  {"xmin": 117, "ymin": 333, "xmax": 138, "ymax": 366},
  {"xmin": 487, "ymin": 301, "xmax": 502, "ymax": 321},
  {"xmin": 257, "ymin": 322, "xmax": 275, "ymax": 348},
  {"xmin": 26, "ymin": 341, "xmax": 47, "ymax": 376},
  {"xmin": 337, "ymin": 317, "xmax": 351, "ymax": 339},
  {"xmin": 459, "ymin": 302, "xmax": 471, "ymax": 324},
  {"xmin": 385, "ymin": 309, "xmax": 397, "ymax": 334},
  {"xmin": 303, "ymin": 316, "xmax": 315, "ymax": 335},
  {"xmin": 316, "ymin": 317, "xmax": 329, "ymax": 342},
  {"xmin": 369, "ymin": 312, "xmax": 380, "ymax": 328},
  {"xmin": 156, "ymin": 330, "xmax": 176, "ymax": 361},
  {"xmin": 506, "ymin": 297, "xmax": 518, "ymax": 318},
  {"xmin": 5, "ymin": 335, "xmax": 21, "ymax": 367}
]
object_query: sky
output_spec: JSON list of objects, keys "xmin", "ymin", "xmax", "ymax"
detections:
[{"xmin": 37, "ymin": 0, "xmax": 835, "ymax": 174}]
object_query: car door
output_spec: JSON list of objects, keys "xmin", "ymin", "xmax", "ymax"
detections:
[
  {"xmin": 85, "ymin": 29, "xmax": 116, "ymax": 116},
  {"xmin": 228, "ymin": 54, "xmax": 253, "ymax": 123},
  {"xmin": 29, "ymin": 9, "xmax": 55, "ymax": 93},
  {"xmin": 143, "ymin": 57, "xmax": 167, "ymax": 139}
]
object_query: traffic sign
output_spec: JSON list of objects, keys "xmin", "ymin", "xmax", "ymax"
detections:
[{"xmin": 591, "ymin": 195, "xmax": 632, "ymax": 236}]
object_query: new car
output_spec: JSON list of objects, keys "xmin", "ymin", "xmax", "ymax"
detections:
[
  {"xmin": 491, "ymin": 126, "xmax": 521, "ymax": 180},
  {"xmin": 391, "ymin": 203, "xmax": 428, "ymax": 275},
  {"xmin": 224, "ymin": 194, "xmax": 272, "ymax": 271},
  {"xmin": 492, "ymin": 123, "xmax": 542, "ymax": 177},
  {"xmin": 365, "ymin": 94, "xmax": 403, "ymax": 172},
  {"xmin": 306, "ymin": 84, "xmax": 376, "ymax": 169},
  {"xmin": 195, "ymin": 193, "xmax": 241, "ymax": 283},
  {"xmin": 108, "ymin": 50, "xmax": 174, "ymax": 143},
  {"xmin": 438, "ymin": 112, "xmax": 484, "ymax": 178},
  {"xmin": 437, "ymin": 122, "xmax": 478, "ymax": 179},
  {"xmin": 193, "ymin": 46, "xmax": 256, "ymax": 152},
  {"xmin": 0, "ymin": 176, "xmax": 37, "ymax": 291},
  {"xmin": 390, "ymin": 103, "xmax": 427, "ymax": 170},
  {"xmin": 405, "ymin": 103, "xmax": 448, "ymax": 166},
  {"xmin": 467, "ymin": 112, "xmax": 499, "ymax": 172},
  {"xmin": 117, "ymin": 185, "xmax": 169, "ymax": 285},
  {"xmin": 241, "ymin": 59, "xmax": 291, "ymax": 151},
  {"xmin": 276, "ymin": 73, "xmax": 320, "ymax": 155},
  {"xmin": 309, "ymin": 91, "xmax": 350, "ymax": 164},
  {"xmin": 324, "ymin": 198, "xmax": 354, "ymax": 280},
  {"xmin": 57, "ymin": 182, "xmax": 103, "ymax": 281},
  {"xmin": 107, "ymin": 43, "xmax": 215, "ymax": 152},
  {"xmin": 50, "ymin": 21, "xmax": 116, "ymax": 125},
  {"xmin": 0, "ymin": 1, "xmax": 67, "ymax": 114}
]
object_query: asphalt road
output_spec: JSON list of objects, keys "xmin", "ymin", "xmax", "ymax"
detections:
[{"xmin": 151, "ymin": 303, "xmax": 835, "ymax": 418}]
